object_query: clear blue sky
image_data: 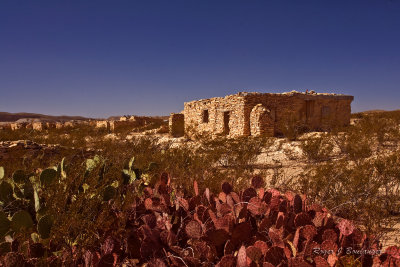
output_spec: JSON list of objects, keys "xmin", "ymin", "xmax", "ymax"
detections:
[{"xmin": 1, "ymin": 0, "xmax": 399, "ymax": 118}]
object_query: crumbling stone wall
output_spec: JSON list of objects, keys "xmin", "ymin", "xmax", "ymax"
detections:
[
  {"xmin": 180, "ymin": 91, "xmax": 354, "ymax": 138},
  {"xmin": 32, "ymin": 122, "xmax": 44, "ymax": 131},
  {"xmin": 183, "ymin": 93, "xmax": 247, "ymax": 137},
  {"xmin": 244, "ymin": 92, "xmax": 353, "ymax": 135},
  {"xmin": 250, "ymin": 104, "xmax": 274, "ymax": 136},
  {"xmin": 169, "ymin": 113, "xmax": 185, "ymax": 137},
  {"xmin": 96, "ymin": 121, "xmax": 111, "ymax": 131},
  {"xmin": 10, "ymin": 123, "xmax": 24, "ymax": 130}
]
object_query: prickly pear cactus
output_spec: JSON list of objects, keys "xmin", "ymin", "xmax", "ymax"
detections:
[
  {"xmin": 0, "ymin": 167, "xmax": 4, "ymax": 180},
  {"xmin": 0, "ymin": 181, "xmax": 13, "ymax": 203},
  {"xmin": 40, "ymin": 168, "xmax": 58, "ymax": 187},
  {"xmin": 0, "ymin": 211, "xmax": 10, "ymax": 239},
  {"xmin": 37, "ymin": 215, "xmax": 53, "ymax": 239},
  {"xmin": 11, "ymin": 210, "xmax": 33, "ymax": 232},
  {"xmin": 12, "ymin": 170, "xmax": 27, "ymax": 184},
  {"xmin": 122, "ymin": 156, "xmax": 138, "ymax": 184}
]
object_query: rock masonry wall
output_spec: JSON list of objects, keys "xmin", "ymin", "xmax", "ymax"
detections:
[
  {"xmin": 183, "ymin": 93, "xmax": 247, "ymax": 137},
  {"xmin": 169, "ymin": 113, "xmax": 185, "ymax": 137},
  {"xmin": 174, "ymin": 91, "xmax": 354, "ymax": 138}
]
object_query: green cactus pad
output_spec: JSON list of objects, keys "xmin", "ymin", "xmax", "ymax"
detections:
[
  {"xmin": 11, "ymin": 210, "xmax": 34, "ymax": 232},
  {"xmin": 0, "ymin": 166, "xmax": 4, "ymax": 180},
  {"xmin": 12, "ymin": 170, "xmax": 28, "ymax": 184},
  {"xmin": 57, "ymin": 157, "xmax": 67, "ymax": 178},
  {"xmin": 0, "ymin": 181, "xmax": 14, "ymax": 203},
  {"xmin": 0, "ymin": 211, "xmax": 10, "ymax": 238},
  {"xmin": 22, "ymin": 181, "xmax": 34, "ymax": 200},
  {"xmin": 128, "ymin": 156, "xmax": 135, "ymax": 170},
  {"xmin": 37, "ymin": 215, "xmax": 53, "ymax": 239},
  {"xmin": 40, "ymin": 168, "xmax": 58, "ymax": 187},
  {"xmin": 13, "ymin": 185, "xmax": 24, "ymax": 199},
  {"xmin": 36, "ymin": 207, "xmax": 48, "ymax": 220},
  {"xmin": 103, "ymin": 186, "xmax": 116, "ymax": 201},
  {"xmin": 147, "ymin": 162, "xmax": 158, "ymax": 172}
]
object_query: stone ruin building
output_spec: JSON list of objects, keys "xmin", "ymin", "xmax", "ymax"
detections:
[{"xmin": 169, "ymin": 91, "xmax": 354, "ymax": 138}]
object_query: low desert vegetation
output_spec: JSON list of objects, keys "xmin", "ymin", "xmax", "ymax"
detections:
[{"xmin": 1, "ymin": 110, "xmax": 400, "ymax": 265}]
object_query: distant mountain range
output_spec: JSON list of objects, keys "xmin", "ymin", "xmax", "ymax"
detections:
[
  {"xmin": 0, "ymin": 112, "xmax": 91, "ymax": 122},
  {"xmin": 0, "ymin": 112, "xmax": 170, "ymax": 123}
]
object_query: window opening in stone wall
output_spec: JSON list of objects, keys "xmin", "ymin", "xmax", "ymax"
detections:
[
  {"xmin": 202, "ymin": 110, "xmax": 209, "ymax": 123},
  {"xmin": 223, "ymin": 111, "xmax": 230, "ymax": 135},
  {"xmin": 321, "ymin": 106, "xmax": 331, "ymax": 119}
]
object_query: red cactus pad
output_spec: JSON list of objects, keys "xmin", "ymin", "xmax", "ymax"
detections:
[
  {"xmin": 218, "ymin": 203, "xmax": 233, "ymax": 216},
  {"xmin": 144, "ymin": 198, "xmax": 153, "ymax": 210},
  {"xmin": 237, "ymin": 245, "xmax": 248, "ymax": 267},
  {"xmin": 246, "ymin": 246, "xmax": 262, "ymax": 262},
  {"xmin": 337, "ymin": 219, "xmax": 355, "ymax": 236},
  {"xmin": 242, "ymin": 187, "xmax": 257, "ymax": 202},
  {"xmin": 148, "ymin": 258, "xmax": 167, "ymax": 267},
  {"xmin": 275, "ymin": 212, "xmax": 284, "ymax": 229},
  {"xmin": 258, "ymin": 188, "xmax": 265, "ymax": 199},
  {"xmin": 322, "ymin": 229, "xmax": 337, "ymax": 242},
  {"xmin": 231, "ymin": 222, "xmax": 252, "ymax": 245},
  {"xmin": 248, "ymin": 197, "xmax": 263, "ymax": 216},
  {"xmin": 142, "ymin": 213, "xmax": 157, "ymax": 228},
  {"xmin": 259, "ymin": 217, "xmax": 273, "ymax": 232},
  {"xmin": 268, "ymin": 227, "xmax": 284, "ymax": 248},
  {"xmin": 224, "ymin": 240, "xmax": 235, "ymax": 255},
  {"xmin": 327, "ymin": 254, "xmax": 338, "ymax": 266},
  {"xmin": 218, "ymin": 255, "xmax": 237, "ymax": 267},
  {"xmin": 177, "ymin": 197, "xmax": 189, "ymax": 211},
  {"xmin": 284, "ymin": 191, "xmax": 295, "ymax": 202},
  {"xmin": 321, "ymin": 240, "xmax": 338, "ymax": 252},
  {"xmin": 254, "ymin": 241, "xmax": 269, "ymax": 255},
  {"xmin": 262, "ymin": 263, "xmax": 275, "ymax": 267},
  {"xmin": 294, "ymin": 212, "xmax": 312, "ymax": 227},
  {"xmin": 221, "ymin": 182, "xmax": 233, "ymax": 194},
  {"xmin": 300, "ymin": 225, "xmax": 317, "ymax": 241},
  {"xmin": 264, "ymin": 246, "xmax": 285, "ymax": 266},
  {"xmin": 313, "ymin": 256, "xmax": 330, "ymax": 267},
  {"xmin": 214, "ymin": 215, "xmax": 233, "ymax": 233},
  {"xmin": 312, "ymin": 212, "xmax": 326, "ymax": 227},
  {"xmin": 251, "ymin": 175, "xmax": 265, "ymax": 189},
  {"xmin": 206, "ymin": 229, "xmax": 230, "ymax": 247},
  {"xmin": 230, "ymin": 192, "xmax": 241, "ymax": 203},
  {"xmin": 160, "ymin": 172, "xmax": 169, "ymax": 184},
  {"xmin": 386, "ymin": 246, "xmax": 400, "ymax": 259},
  {"xmin": 219, "ymin": 192, "xmax": 227, "ymax": 203},
  {"xmin": 278, "ymin": 199, "xmax": 288, "ymax": 213},
  {"xmin": 269, "ymin": 196, "xmax": 281, "ymax": 211},
  {"xmin": 193, "ymin": 180, "xmax": 199, "ymax": 196},
  {"xmin": 349, "ymin": 228, "xmax": 365, "ymax": 244},
  {"xmin": 185, "ymin": 220, "xmax": 203, "ymax": 239},
  {"xmin": 160, "ymin": 230, "xmax": 176, "ymax": 246},
  {"xmin": 304, "ymin": 241, "xmax": 319, "ymax": 257},
  {"xmin": 293, "ymin": 194, "xmax": 302, "ymax": 214},
  {"xmin": 288, "ymin": 257, "xmax": 313, "ymax": 266}
]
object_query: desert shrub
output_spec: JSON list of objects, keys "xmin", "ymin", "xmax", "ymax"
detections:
[
  {"xmin": 277, "ymin": 113, "xmax": 309, "ymax": 141},
  {"xmin": 297, "ymin": 154, "xmax": 400, "ymax": 240},
  {"xmin": 300, "ymin": 134, "xmax": 334, "ymax": 162}
]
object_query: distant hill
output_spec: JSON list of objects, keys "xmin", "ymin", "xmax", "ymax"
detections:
[
  {"xmin": 107, "ymin": 115, "xmax": 169, "ymax": 121},
  {"xmin": 352, "ymin": 109, "xmax": 400, "ymax": 119},
  {"xmin": 0, "ymin": 112, "xmax": 90, "ymax": 122}
]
